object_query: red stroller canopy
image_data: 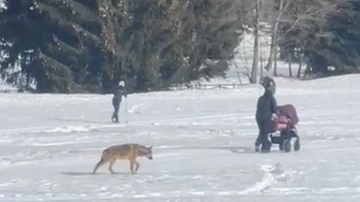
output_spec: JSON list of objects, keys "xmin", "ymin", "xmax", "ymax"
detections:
[{"xmin": 277, "ymin": 104, "xmax": 299, "ymax": 125}]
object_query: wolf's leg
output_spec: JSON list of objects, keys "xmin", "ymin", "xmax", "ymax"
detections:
[
  {"xmin": 134, "ymin": 160, "xmax": 140, "ymax": 173},
  {"xmin": 108, "ymin": 158, "xmax": 116, "ymax": 174},
  {"xmin": 129, "ymin": 159, "xmax": 136, "ymax": 174},
  {"xmin": 93, "ymin": 158, "xmax": 107, "ymax": 174}
]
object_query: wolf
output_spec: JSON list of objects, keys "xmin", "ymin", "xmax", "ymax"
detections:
[{"xmin": 92, "ymin": 143, "xmax": 153, "ymax": 174}]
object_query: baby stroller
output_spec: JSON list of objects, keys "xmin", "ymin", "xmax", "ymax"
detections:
[{"xmin": 270, "ymin": 104, "xmax": 300, "ymax": 152}]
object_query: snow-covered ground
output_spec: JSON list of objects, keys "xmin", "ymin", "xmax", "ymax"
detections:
[{"xmin": 1, "ymin": 73, "xmax": 360, "ymax": 201}]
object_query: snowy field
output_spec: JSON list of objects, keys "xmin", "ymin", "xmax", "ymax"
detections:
[{"xmin": 1, "ymin": 73, "xmax": 360, "ymax": 201}]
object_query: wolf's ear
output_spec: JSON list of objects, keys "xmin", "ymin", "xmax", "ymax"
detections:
[{"xmin": 148, "ymin": 145, "xmax": 153, "ymax": 150}]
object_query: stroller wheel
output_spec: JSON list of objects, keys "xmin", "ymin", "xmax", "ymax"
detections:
[
  {"xmin": 294, "ymin": 138, "xmax": 300, "ymax": 151},
  {"xmin": 283, "ymin": 140, "xmax": 291, "ymax": 153},
  {"xmin": 279, "ymin": 141, "xmax": 284, "ymax": 151}
]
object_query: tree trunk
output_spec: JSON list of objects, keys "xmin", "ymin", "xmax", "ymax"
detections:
[
  {"xmin": 265, "ymin": 35, "xmax": 276, "ymax": 72},
  {"xmin": 297, "ymin": 57, "xmax": 302, "ymax": 78},
  {"xmin": 265, "ymin": 0, "xmax": 284, "ymax": 73},
  {"xmin": 260, "ymin": 36, "xmax": 264, "ymax": 80},
  {"xmin": 235, "ymin": 68, "xmax": 243, "ymax": 85},
  {"xmin": 288, "ymin": 53, "xmax": 293, "ymax": 77},
  {"xmin": 26, "ymin": 72, "xmax": 30, "ymax": 90},
  {"xmin": 250, "ymin": 0, "xmax": 260, "ymax": 84},
  {"xmin": 273, "ymin": 45, "xmax": 278, "ymax": 76}
]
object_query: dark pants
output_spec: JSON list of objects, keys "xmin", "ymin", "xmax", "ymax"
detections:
[
  {"xmin": 255, "ymin": 117, "xmax": 272, "ymax": 151},
  {"xmin": 112, "ymin": 98, "xmax": 121, "ymax": 122}
]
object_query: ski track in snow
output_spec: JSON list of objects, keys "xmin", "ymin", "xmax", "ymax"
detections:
[{"xmin": 1, "ymin": 75, "xmax": 360, "ymax": 201}]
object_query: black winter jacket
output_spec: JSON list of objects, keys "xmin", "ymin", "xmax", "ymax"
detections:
[
  {"xmin": 112, "ymin": 85, "xmax": 127, "ymax": 103},
  {"xmin": 255, "ymin": 90, "xmax": 277, "ymax": 121}
]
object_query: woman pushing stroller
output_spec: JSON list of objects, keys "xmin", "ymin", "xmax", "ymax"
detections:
[{"xmin": 255, "ymin": 76, "xmax": 277, "ymax": 153}]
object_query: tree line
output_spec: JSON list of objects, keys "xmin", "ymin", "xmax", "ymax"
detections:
[
  {"xmin": 269, "ymin": 0, "xmax": 360, "ymax": 78},
  {"xmin": 0, "ymin": 0, "xmax": 359, "ymax": 93}
]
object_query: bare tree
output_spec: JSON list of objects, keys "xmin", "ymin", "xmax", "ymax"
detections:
[
  {"xmin": 250, "ymin": 0, "xmax": 260, "ymax": 84},
  {"xmin": 264, "ymin": 0, "xmax": 289, "ymax": 73},
  {"xmin": 261, "ymin": 0, "xmax": 349, "ymax": 73},
  {"xmin": 232, "ymin": 40, "xmax": 252, "ymax": 84}
]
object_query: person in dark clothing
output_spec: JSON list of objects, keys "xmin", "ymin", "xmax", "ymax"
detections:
[
  {"xmin": 255, "ymin": 76, "xmax": 277, "ymax": 153},
  {"xmin": 111, "ymin": 81, "xmax": 127, "ymax": 123}
]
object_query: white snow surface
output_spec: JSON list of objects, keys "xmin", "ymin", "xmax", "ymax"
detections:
[{"xmin": 1, "ymin": 74, "xmax": 360, "ymax": 201}]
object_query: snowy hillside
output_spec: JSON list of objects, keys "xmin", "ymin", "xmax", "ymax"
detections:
[{"xmin": 0, "ymin": 73, "xmax": 360, "ymax": 201}]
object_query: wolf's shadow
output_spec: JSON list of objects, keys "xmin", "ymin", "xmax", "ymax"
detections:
[{"xmin": 60, "ymin": 171, "xmax": 131, "ymax": 176}]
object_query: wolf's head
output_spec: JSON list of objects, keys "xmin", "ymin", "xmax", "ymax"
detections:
[{"xmin": 139, "ymin": 145, "xmax": 153, "ymax": 160}]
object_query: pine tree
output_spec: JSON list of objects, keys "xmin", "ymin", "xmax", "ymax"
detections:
[
  {"xmin": 0, "ymin": 0, "xmax": 246, "ymax": 93},
  {"xmin": 0, "ymin": 0, "xmax": 106, "ymax": 93}
]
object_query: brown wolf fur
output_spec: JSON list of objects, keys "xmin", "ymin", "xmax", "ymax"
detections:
[{"xmin": 92, "ymin": 143, "xmax": 153, "ymax": 174}]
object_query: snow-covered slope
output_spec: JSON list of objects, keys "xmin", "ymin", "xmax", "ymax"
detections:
[{"xmin": 0, "ymin": 73, "xmax": 359, "ymax": 201}]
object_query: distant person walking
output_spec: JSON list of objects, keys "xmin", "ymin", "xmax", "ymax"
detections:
[
  {"xmin": 111, "ymin": 81, "xmax": 127, "ymax": 123},
  {"xmin": 255, "ymin": 76, "xmax": 277, "ymax": 153}
]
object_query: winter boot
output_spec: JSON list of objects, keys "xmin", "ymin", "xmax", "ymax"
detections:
[{"xmin": 255, "ymin": 143, "xmax": 260, "ymax": 152}]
